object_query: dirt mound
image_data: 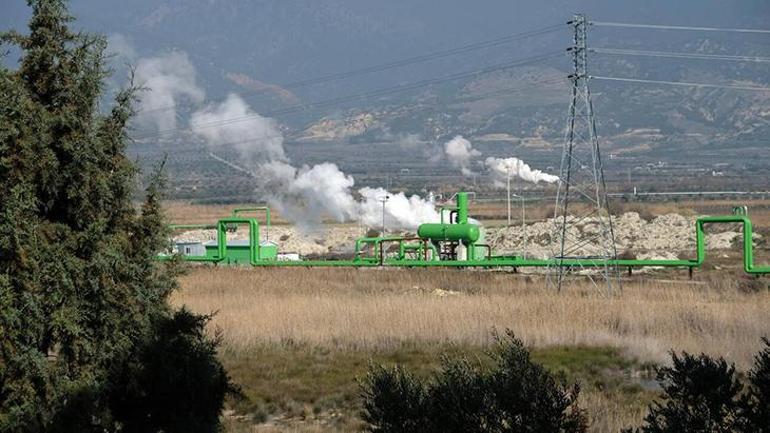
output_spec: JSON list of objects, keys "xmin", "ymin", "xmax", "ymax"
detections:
[{"xmin": 485, "ymin": 212, "xmax": 758, "ymax": 259}]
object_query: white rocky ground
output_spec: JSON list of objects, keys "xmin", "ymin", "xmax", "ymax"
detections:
[
  {"xmin": 485, "ymin": 212, "xmax": 753, "ymax": 259},
  {"xmin": 174, "ymin": 212, "xmax": 757, "ymax": 259}
]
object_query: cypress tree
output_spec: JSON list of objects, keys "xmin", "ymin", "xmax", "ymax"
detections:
[{"xmin": 0, "ymin": 1, "xmax": 231, "ymax": 431}]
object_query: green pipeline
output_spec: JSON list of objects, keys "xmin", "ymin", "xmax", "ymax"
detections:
[{"xmin": 161, "ymin": 214, "xmax": 769, "ymax": 275}]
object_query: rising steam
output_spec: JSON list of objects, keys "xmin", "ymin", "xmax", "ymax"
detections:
[
  {"xmin": 134, "ymin": 51, "xmax": 205, "ymax": 131},
  {"xmin": 359, "ymin": 188, "xmax": 440, "ymax": 229},
  {"xmin": 188, "ymin": 90, "xmax": 438, "ymax": 230},
  {"xmin": 191, "ymin": 93, "xmax": 286, "ymax": 163},
  {"xmin": 485, "ymin": 157, "xmax": 559, "ymax": 185},
  {"xmin": 444, "ymin": 135, "xmax": 481, "ymax": 176}
]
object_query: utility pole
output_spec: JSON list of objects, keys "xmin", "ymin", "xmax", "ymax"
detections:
[
  {"xmin": 519, "ymin": 173, "xmax": 527, "ymax": 259},
  {"xmin": 506, "ymin": 166, "xmax": 512, "ymax": 226},
  {"xmin": 548, "ymin": 14, "xmax": 620, "ymax": 293},
  {"xmin": 379, "ymin": 195, "xmax": 390, "ymax": 236}
]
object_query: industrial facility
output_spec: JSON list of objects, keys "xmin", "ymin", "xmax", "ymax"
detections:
[{"xmin": 160, "ymin": 191, "xmax": 770, "ymax": 277}]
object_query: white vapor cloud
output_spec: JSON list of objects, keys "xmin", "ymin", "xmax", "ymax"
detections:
[
  {"xmin": 156, "ymin": 51, "xmax": 440, "ymax": 231},
  {"xmin": 485, "ymin": 156, "xmax": 559, "ymax": 185},
  {"xmin": 134, "ymin": 51, "xmax": 205, "ymax": 131},
  {"xmin": 444, "ymin": 135, "xmax": 481, "ymax": 176},
  {"xmin": 191, "ymin": 93, "xmax": 286, "ymax": 163},
  {"xmin": 189, "ymin": 93, "xmax": 439, "ymax": 230},
  {"xmin": 359, "ymin": 187, "xmax": 440, "ymax": 230}
]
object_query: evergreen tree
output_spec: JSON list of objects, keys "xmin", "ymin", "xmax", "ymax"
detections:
[{"xmin": 0, "ymin": 1, "xmax": 231, "ymax": 431}]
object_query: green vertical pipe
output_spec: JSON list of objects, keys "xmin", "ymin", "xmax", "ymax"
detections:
[
  {"xmin": 232, "ymin": 207, "xmax": 271, "ymax": 241},
  {"xmin": 232, "ymin": 207, "xmax": 271, "ymax": 227},
  {"xmin": 216, "ymin": 217, "xmax": 261, "ymax": 265},
  {"xmin": 457, "ymin": 192, "xmax": 470, "ymax": 259},
  {"xmin": 695, "ymin": 215, "xmax": 769, "ymax": 274},
  {"xmin": 456, "ymin": 192, "xmax": 468, "ymax": 224}
]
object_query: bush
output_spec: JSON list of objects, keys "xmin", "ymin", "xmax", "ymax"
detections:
[
  {"xmin": 361, "ymin": 365, "xmax": 427, "ymax": 433},
  {"xmin": 745, "ymin": 338, "xmax": 770, "ymax": 432},
  {"xmin": 628, "ymin": 339, "xmax": 770, "ymax": 433},
  {"xmin": 361, "ymin": 330, "xmax": 587, "ymax": 433},
  {"xmin": 109, "ymin": 309, "xmax": 236, "ymax": 433},
  {"xmin": 627, "ymin": 352, "xmax": 744, "ymax": 433}
]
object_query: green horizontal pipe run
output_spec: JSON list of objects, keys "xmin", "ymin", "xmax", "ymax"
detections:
[
  {"xmin": 161, "ymin": 213, "xmax": 769, "ymax": 275},
  {"xmin": 243, "ymin": 258, "xmax": 696, "ymax": 268},
  {"xmin": 232, "ymin": 207, "xmax": 270, "ymax": 227},
  {"xmin": 169, "ymin": 224, "xmax": 218, "ymax": 230}
]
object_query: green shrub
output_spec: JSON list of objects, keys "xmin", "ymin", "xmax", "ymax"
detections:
[
  {"xmin": 745, "ymin": 338, "xmax": 770, "ymax": 432},
  {"xmin": 361, "ymin": 330, "xmax": 587, "ymax": 433},
  {"xmin": 629, "ymin": 352, "xmax": 744, "ymax": 432},
  {"xmin": 627, "ymin": 339, "xmax": 770, "ymax": 433},
  {"xmin": 109, "ymin": 309, "xmax": 236, "ymax": 433}
]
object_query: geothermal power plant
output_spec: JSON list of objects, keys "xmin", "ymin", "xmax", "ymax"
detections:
[{"xmin": 160, "ymin": 191, "xmax": 770, "ymax": 277}]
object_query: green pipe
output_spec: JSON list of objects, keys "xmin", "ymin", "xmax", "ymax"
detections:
[
  {"xmin": 169, "ymin": 223, "xmax": 218, "ymax": 230},
  {"xmin": 456, "ymin": 192, "xmax": 469, "ymax": 224},
  {"xmin": 232, "ymin": 207, "xmax": 271, "ymax": 241},
  {"xmin": 162, "ymin": 208, "xmax": 769, "ymax": 275},
  {"xmin": 694, "ymin": 215, "xmax": 769, "ymax": 274},
  {"xmin": 417, "ymin": 223, "xmax": 480, "ymax": 243},
  {"xmin": 354, "ymin": 236, "xmax": 407, "ymax": 262}
]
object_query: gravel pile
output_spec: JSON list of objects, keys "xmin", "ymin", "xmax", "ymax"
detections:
[{"xmin": 485, "ymin": 212, "xmax": 754, "ymax": 259}]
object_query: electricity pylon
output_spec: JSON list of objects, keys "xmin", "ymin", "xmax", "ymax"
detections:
[{"xmin": 549, "ymin": 14, "xmax": 620, "ymax": 293}]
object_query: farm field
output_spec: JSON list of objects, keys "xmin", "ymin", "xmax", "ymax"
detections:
[{"xmin": 172, "ymin": 266, "xmax": 770, "ymax": 433}]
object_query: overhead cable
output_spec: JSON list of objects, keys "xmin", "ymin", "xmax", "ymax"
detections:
[
  {"xmin": 593, "ymin": 47, "xmax": 770, "ymax": 64},
  {"xmin": 590, "ymin": 21, "xmax": 770, "ymax": 34},
  {"xmin": 591, "ymin": 75, "xmax": 770, "ymax": 92}
]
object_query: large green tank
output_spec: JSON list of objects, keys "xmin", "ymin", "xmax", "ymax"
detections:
[{"xmin": 417, "ymin": 223, "xmax": 480, "ymax": 243}]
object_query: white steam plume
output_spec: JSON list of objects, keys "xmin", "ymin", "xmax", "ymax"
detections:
[
  {"xmin": 189, "ymin": 94, "xmax": 439, "ymax": 230},
  {"xmin": 358, "ymin": 187, "xmax": 440, "ymax": 230},
  {"xmin": 191, "ymin": 93, "xmax": 286, "ymax": 163},
  {"xmin": 485, "ymin": 157, "xmax": 559, "ymax": 185},
  {"xmin": 135, "ymin": 51, "xmax": 205, "ymax": 131},
  {"xmin": 444, "ymin": 135, "xmax": 481, "ymax": 176},
  {"xmin": 259, "ymin": 161, "xmax": 358, "ymax": 228}
]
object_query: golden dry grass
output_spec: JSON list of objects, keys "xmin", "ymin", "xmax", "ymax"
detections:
[
  {"xmin": 173, "ymin": 267, "xmax": 770, "ymax": 368},
  {"xmin": 172, "ymin": 267, "xmax": 769, "ymax": 433}
]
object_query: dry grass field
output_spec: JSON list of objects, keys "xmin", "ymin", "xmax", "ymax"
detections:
[
  {"xmin": 165, "ymin": 196, "xmax": 770, "ymax": 432},
  {"xmin": 172, "ymin": 266, "xmax": 770, "ymax": 433}
]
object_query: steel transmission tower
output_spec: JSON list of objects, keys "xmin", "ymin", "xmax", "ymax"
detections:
[{"xmin": 549, "ymin": 14, "xmax": 620, "ymax": 292}]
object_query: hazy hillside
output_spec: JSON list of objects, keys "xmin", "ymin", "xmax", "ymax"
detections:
[{"xmin": 2, "ymin": 1, "xmax": 769, "ymax": 199}]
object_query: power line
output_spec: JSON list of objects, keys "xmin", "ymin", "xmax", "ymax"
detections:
[
  {"xmin": 590, "ymin": 75, "xmax": 770, "ymax": 92},
  {"xmin": 591, "ymin": 21, "xmax": 770, "ymax": 34},
  {"xmin": 137, "ymin": 23, "xmax": 563, "ymax": 115},
  {"xmin": 593, "ymin": 47, "xmax": 770, "ymax": 64},
  {"xmin": 281, "ymin": 25, "xmax": 563, "ymax": 89},
  {"xmin": 134, "ymin": 51, "xmax": 565, "ymax": 140}
]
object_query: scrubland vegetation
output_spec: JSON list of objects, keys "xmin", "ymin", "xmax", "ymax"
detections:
[{"xmin": 173, "ymin": 267, "xmax": 770, "ymax": 432}]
